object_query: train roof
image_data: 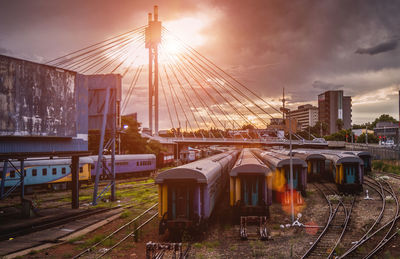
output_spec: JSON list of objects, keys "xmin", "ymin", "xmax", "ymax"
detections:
[
  {"xmin": 230, "ymin": 149, "xmax": 271, "ymax": 176},
  {"xmin": 255, "ymin": 149, "xmax": 307, "ymax": 168},
  {"xmin": 342, "ymin": 150, "xmax": 372, "ymax": 157},
  {"xmin": 155, "ymin": 151, "xmax": 237, "ymax": 184},
  {"xmin": 298, "ymin": 149, "xmax": 364, "ymax": 165},
  {"xmin": 88, "ymin": 154, "xmax": 156, "ymax": 161}
]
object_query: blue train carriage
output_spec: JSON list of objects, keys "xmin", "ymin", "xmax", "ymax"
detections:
[
  {"xmin": 230, "ymin": 149, "xmax": 272, "ymax": 219},
  {"xmin": 343, "ymin": 151, "xmax": 372, "ymax": 174},
  {"xmin": 1, "ymin": 157, "xmax": 92, "ymax": 190},
  {"xmin": 155, "ymin": 150, "xmax": 239, "ymax": 236},
  {"xmin": 320, "ymin": 152, "xmax": 364, "ymax": 194},
  {"xmin": 89, "ymin": 154, "xmax": 156, "ymax": 179},
  {"xmin": 271, "ymin": 149, "xmax": 325, "ymax": 182},
  {"xmin": 253, "ymin": 149, "xmax": 308, "ymax": 205}
]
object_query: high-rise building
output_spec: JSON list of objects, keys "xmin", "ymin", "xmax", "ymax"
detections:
[
  {"xmin": 288, "ymin": 104, "xmax": 319, "ymax": 131},
  {"xmin": 318, "ymin": 90, "xmax": 352, "ymax": 135}
]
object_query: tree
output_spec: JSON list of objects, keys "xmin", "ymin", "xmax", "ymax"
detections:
[
  {"xmin": 336, "ymin": 119, "xmax": 344, "ymax": 131},
  {"xmin": 120, "ymin": 116, "xmax": 148, "ymax": 154},
  {"xmin": 371, "ymin": 114, "xmax": 399, "ymax": 128},
  {"xmin": 356, "ymin": 133, "xmax": 379, "ymax": 144},
  {"xmin": 146, "ymin": 139, "xmax": 166, "ymax": 156}
]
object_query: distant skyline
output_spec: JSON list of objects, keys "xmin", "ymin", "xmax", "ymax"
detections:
[{"xmin": 1, "ymin": 0, "xmax": 399, "ymax": 128}]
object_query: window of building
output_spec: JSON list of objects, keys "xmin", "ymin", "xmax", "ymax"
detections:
[
  {"xmin": 62, "ymin": 168, "xmax": 66, "ymax": 174},
  {"xmin": 32, "ymin": 169, "xmax": 37, "ymax": 176},
  {"xmin": 52, "ymin": 168, "xmax": 57, "ymax": 175},
  {"xmin": 43, "ymin": 168, "xmax": 47, "ymax": 176}
]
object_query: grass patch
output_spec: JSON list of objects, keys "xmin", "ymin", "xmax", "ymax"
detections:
[
  {"xmin": 68, "ymin": 235, "xmax": 84, "ymax": 244},
  {"xmin": 85, "ymin": 234, "xmax": 106, "ymax": 247},
  {"xmin": 119, "ymin": 209, "xmax": 132, "ymax": 219},
  {"xmin": 192, "ymin": 242, "xmax": 203, "ymax": 249},
  {"xmin": 203, "ymin": 240, "xmax": 220, "ymax": 248},
  {"xmin": 373, "ymin": 160, "xmax": 400, "ymax": 174}
]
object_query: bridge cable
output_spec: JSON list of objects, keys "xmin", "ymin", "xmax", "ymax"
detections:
[
  {"xmin": 178, "ymin": 50, "xmax": 269, "ymax": 127},
  {"xmin": 121, "ymin": 65, "xmax": 143, "ymax": 114},
  {"xmin": 162, "ymin": 27, "xmax": 281, "ymax": 116},
  {"xmin": 162, "ymin": 56, "xmax": 204, "ymax": 136},
  {"xmin": 159, "ymin": 74, "xmax": 176, "ymax": 136},
  {"xmin": 178, "ymin": 51, "xmax": 258, "ymax": 129},
  {"xmin": 162, "ymin": 65, "xmax": 195, "ymax": 136},
  {"xmin": 162, "ymin": 65, "xmax": 182, "ymax": 131},
  {"xmin": 160, "ymin": 45, "xmax": 214, "ymax": 136},
  {"xmin": 46, "ymin": 26, "xmax": 146, "ymax": 65}
]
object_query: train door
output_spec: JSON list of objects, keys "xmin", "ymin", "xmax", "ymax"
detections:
[
  {"xmin": 284, "ymin": 167, "xmax": 299, "ymax": 190},
  {"xmin": 168, "ymin": 182, "xmax": 194, "ymax": 220},
  {"xmin": 241, "ymin": 175, "xmax": 263, "ymax": 206},
  {"xmin": 344, "ymin": 164, "xmax": 357, "ymax": 184}
]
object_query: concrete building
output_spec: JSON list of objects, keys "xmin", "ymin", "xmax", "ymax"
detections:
[
  {"xmin": 288, "ymin": 104, "xmax": 319, "ymax": 131},
  {"xmin": 318, "ymin": 90, "xmax": 352, "ymax": 135}
]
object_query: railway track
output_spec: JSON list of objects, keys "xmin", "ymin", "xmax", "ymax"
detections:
[
  {"xmin": 301, "ymin": 183, "xmax": 355, "ymax": 259},
  {"xmin": 0, "ymin": 194, "xmax": 158, "ymax": 243},
  {"xmin": 73, "ymin": 202, "xmax": 158, "ymax": 259},
  {"xmin": 338, "ymin": 177, "xmax": 399, "ymax": 258}
]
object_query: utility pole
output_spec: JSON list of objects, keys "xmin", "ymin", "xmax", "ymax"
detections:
[
  {"xmin": 145, "ymin": 6, "xmax": 161, "ymax": 135},
  {"xmin": 281, "ymin": 88, "xmax": 286, "ymax": 120},
  {"xmin": 281, "ymin": 106, "xmax": 294, "ymax": 223},
  {"xmin": 365, "ymin": 125, "xmax": 368, "ymax": 145}
]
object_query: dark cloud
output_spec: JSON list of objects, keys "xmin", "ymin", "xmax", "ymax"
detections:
[
  {"xmin": 1, "ymin": 0, "xmax": 400, "ymax": 125},
  {"xmin": 312, "ymin": 81, "xmax": 344, "ymax": 91},
  {"xmin": 355, "ymin": 39, "xmax": 398, "ymax": 55}
]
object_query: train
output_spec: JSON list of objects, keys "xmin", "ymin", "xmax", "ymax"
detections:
[
  {"xmin": 1, "ymin": 157, "xmax": 93, "ymax": 190},
  {"xmin": 283, "ymin": 149, "xmax": 365, "ymax": 194},
  {"xmin": 89, "ymin": 154, "xmax": 156, "ymax": 179},
  {"xmin": 253, "ymin": 149, "xmax": 308, "ymax": 204},
  {"xmin": 319, "ymin": 151, "xmax": 364, "ymax": 193},
  {"xmin": 1, "ymin": 154, "xmax": 159, "ymax": 190},
  {"xmin": 230, "ymin": 148, "xmax": 272, "ymax": 219},
  {"xmin": 155, "ymin": 150, "xmax": 239, "ymax": 236}
]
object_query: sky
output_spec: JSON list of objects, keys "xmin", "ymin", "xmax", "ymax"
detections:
[{"xmin": 1, "ymin": 0, "xmax": 400, "ymax": 129}]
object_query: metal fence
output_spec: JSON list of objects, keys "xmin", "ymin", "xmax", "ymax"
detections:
[{"xmin": 345, "ymin": 143, "xmax": 400, "ymax": 160}]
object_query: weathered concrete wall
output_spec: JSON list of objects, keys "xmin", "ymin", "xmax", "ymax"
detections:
[{"xmin": 0, "ymin": 55, "xmax": 77, "ymax": 137}]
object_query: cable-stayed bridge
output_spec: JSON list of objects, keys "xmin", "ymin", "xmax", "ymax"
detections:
[{"xmin": 47, "ymin": 6, "xmax": 325, "ymax": 147}]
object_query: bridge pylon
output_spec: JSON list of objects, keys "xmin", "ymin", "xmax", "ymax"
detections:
[{"xmin": 145, "ymin": 6, "xmax": 161, "ymax": 135}]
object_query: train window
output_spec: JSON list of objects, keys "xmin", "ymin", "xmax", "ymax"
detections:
[
  {"xmin": 0, "ymin": 171, "xmax": 2, "ymax": 179},
  {"xmin": 32, "ymin": 169, "xmax": 37, "ymax": 176},
  {"xmin": 10, "ymin": 170, "xmax": 15, "ymax": 178},
  {"xmin": 79, "ymin": 167, "xmax": 83, "ymax": 173},
  {"xmin": 62, "ymin": 168, "xmax": 66, "ymax": 174},
  {"xmin": 52, "ymin": 168, "xmax": 57, "ymax": 175},
  {"xmin": 137, "ymin": 162, "xmax": 139, "ymax": 166},
  {"xmin": 24, "ymin": 170, "xmax": 27, "ymax": 177},
  {"xmin": 43, "ymin": 168, "xmax": 47, "ymax": 176}
]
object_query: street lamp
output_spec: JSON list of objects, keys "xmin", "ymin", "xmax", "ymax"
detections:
[{"xmin": 280, "ymin": 107, "xmax": 294, "ymax": 223}]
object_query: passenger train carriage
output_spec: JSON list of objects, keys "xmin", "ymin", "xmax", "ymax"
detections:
[
  {"xmin": 230, "ymin": 149, "xmax": 272, "ymax": 218},
  {"xmin": 253, "ymin": 149, "xmax": 308, "ymax": 204},
  {"xmin": 155, "ymin": 150, "xmax": 239, "ymax": 235},
  {"xmin": 319, "ymin": 151, "xmax": 364, "ymax": 193},
  {"xmin": 89, "ymin": 154, "xmax": 156, "ymax": 179},
  {"xmin": 343, "ymin": 151, "xmax": 372, "ymax": 174},
  {"xmin": 275, "ymin": 149, "xmax": 326, "ymax": 182},
  {"xmin": 0, "ymin": 157, "xmax": 92, "ymax": 190}
]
